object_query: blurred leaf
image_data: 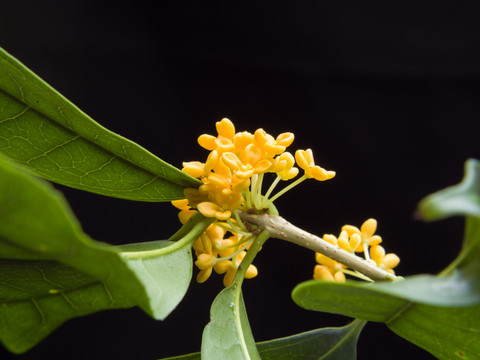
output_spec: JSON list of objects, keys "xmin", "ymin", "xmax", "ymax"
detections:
[
  {"xmin": 0, "ymin": 157, "xmax": 213, "ymax": 353},
  {"xmin": 160, "ymin": 319, "xmax": 365, "ymax": 360},
  {"xmin": 0, "ymin": 259, "xmax": 134, "ymax": 354},
  {"xmin": 0, "ymin": 47, "xmax": 200, "ymax": 201},
  {"xmin": 418, "ymin": 158, "xmax": 480, "ymax": 221},
  {"xmin": 418, "ymin": 159, "xmax": 480, "ymax": 274}
]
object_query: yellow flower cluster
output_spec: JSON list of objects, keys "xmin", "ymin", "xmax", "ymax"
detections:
[
  {"xmin": 182, "ymin": 118, "xmax": 335, "ymax": 220},
  {"xmin": 174, "ymin": 118, "xmax": 335, "ymax": 286},
  {"xmin": 314, "ymin": 218, "xmax": 400, "ymax": 282},
  {"xmin": 172, "ymin": 199, "xmax": 257, "ymax": 286}
]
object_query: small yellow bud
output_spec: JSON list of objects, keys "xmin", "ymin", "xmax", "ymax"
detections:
[
  {"xmin": 182, "ymin": 161, "xmax": 205, "ymax": 178},
  {"xmin": 322, "ymin": 234, "xmax": 338, "ymax": 246},
  {"xmin": 254, "ymin": 128, "xmax": 269, "ymax": 146},
  {"xmin": 216, "ymin": 118, "xmax": 236, "ymax": 139},
  {"xmin": 197, "ymin": 268, "xmax": 213, "ymax": 283},
  {"xmin": 195, "ymin": 253, "xmax": 216, "ymax": 270},
  {"xmin": 361, "ymin": 218, "xmax": 377, "ymax": 237},
  {"xmin": 314, "ymin": 265, "xmax": 334, "ymax": 281},
  {"xmin": 245, "ymin": 264, "xmax": 258, "ymax": 279}
]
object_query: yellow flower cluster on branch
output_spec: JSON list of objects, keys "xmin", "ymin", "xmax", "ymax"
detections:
[
  {"xmin": 314, "ymin": 218, "xmax": 400, "ymax": 282},
  {"xmin": 173, "ymin": 118, "xmax": 336, "ymax": 286}
]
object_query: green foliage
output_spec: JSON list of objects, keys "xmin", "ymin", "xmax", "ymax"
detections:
[
  {"xmin": 0, "ymin": 47, "xmax": 200, "ymax": 201},
  {"xmin": 202, "ymin": 286, "xmax": 261, "ymax": 360},
  {"xmin": 0, "ymin": 259, "xmax": 134, "ymax": 354},
  {"xmin": 0, "ymin": 156, "xmax": 213, "ymax": 353},
  {"xmin": 0, "ymin": 48, "xmax": 479, "ymax": 360},
  {"xmin": 161, "ymin": 320, "xmax": 365, "ymax": 360},
  {"xmin": 201, "ymin": 231, "xmax": 270, "ymax": 360},
  {"xmin": 293, "ymin": 158, "xmax": 480, "ymax": 359}
]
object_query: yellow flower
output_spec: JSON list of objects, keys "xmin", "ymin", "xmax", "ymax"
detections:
[
  {"xmin": 171, "ymin": 199, "xmax": 196, "ymax": 224},
  {"xmin": 342, "ymin": 218, "xmax": 382, "ymax": 253},
  {"xmin": 197, "ymin": 118, "xmax": 236, "ymax": 154},
  {"xmin": 182, "ymin": 150, "xmax": 219, "ymax": 178},
  {"xmin": 270, "ymin": 152, "xmax": 299, "ymax": 180},
  {"xmin": 295, "ymin": 149, "xmax": 335, "ymax": 181},
  {"xmin": 214, "ymin": 251, "xmax": 258, "ymax": 287},
  {"xmin": 370, "ymin": 245, "xmax": 400, "ymax": 275},
  {"xmin": 197, "ymin": 201, "xmax": 231, "ymax": 221},
  {"xmin": 192, "ymin": 224, "xmax": 228, "ymax": 283},
  {"xmin": 314, "ymin": 252, "xmax": 346, "ymax": 282},
  {"xmin": 337, "ymin": 230, "xmax": 362, "ymax": 253},
  {"xmin": 253, "ymin": 128, "xmax": 293, "ymax": 156}
]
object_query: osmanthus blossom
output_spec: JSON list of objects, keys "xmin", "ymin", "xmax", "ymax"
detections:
[
  {"xmin": 314, "ymin": 219, "xmax": 400, "ymax": 282},
  {"xmin": 172, "ymin": 118, "xmax": 399, "ymax": 286}
]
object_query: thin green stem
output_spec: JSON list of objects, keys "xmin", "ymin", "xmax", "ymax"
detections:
[
  {"xmin": 120, "ymin": 212, "xmax": 215, "ymax": 260},
  {"xmin": 339, "ymin": 268, "xmax": 374, "ymax": 282},
  {"xmin": 233, "ymin": 210, "xmax": 247, "ymax": 231},
  {"xmin": 215, "ymin": 235, "xmax": 254, "ymax": 250},
  {"xmin": 261, "ymin": 175, "xmax": 281, "ymax": 207},
  {"xmin": 215, "ymin": 238, "xmax": 255, "ymax": 263},
  {"xmin": 265, "ymin": 174, "xmax": 308, "ymax": 205},
  {"xmin": 227, "ymin": 218, "xmax": 252, "ymax": 236},
  {"xmin": 363, "ymin": 243, "xmax": 371, "ymax": 262},
  {"xmin": 233, "ymin": 229, "xmax": 270, "ymax": 287},
  {"xmin": 244, "ymin": 187, "xmax": 253, "ymax": 209}
]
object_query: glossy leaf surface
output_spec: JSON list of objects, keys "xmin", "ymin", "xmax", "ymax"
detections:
[
  {"xmin": 0, "ymin": 47, "xmax": 200, "ymax": 201},
  {"xmin": 161, "ymin": 319, "xmax": 365, "ymax": 360},
  {"xmin": 0, "ymin": 157, "xmax": 211, "ymax": 353}
]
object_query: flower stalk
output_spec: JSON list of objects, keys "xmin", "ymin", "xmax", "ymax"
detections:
[{"xmin": 238, "ymin": 212, "xmax": 398, "ymax": 282}]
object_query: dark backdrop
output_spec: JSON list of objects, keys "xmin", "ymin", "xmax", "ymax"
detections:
[{"xmin": 1, "ymin": 1, "xmax": 480, "ymax": 359}]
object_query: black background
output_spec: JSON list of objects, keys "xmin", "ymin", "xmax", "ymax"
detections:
[{"xmin": 1, "ymin": 1, "xmax": 480, "ymax": 359}]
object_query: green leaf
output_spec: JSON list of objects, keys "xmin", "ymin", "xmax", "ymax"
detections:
[
  {"xmin": 201, "ymin": 231, "xmax": 270, "ymax": 360},
  {"xmin": 292, "ymin": 279, "xmax": 480, "ymax": 359},
  {"xmin": 0, "ymin": 157, "xmax": 214, "ymax": 353},
  {"xmin": 201, "ymin": 285, "xmax": 261, "ymax": 360},
  {"xmin": 292, "ymin": 213, "xmax": 480, "ymax": 360},
  {"xmin": 0, "ymin": 47, "xmax": 200, "ymax": 201},
  {"xmin": 0, "ymin": 259, "xmax": 134, "ymax": 354},
  {"xmin": 160, "ymin": 319, "xmax": 365, "ymax": 360},
  {"xmin": 292, "ymin": 158, "xmax": 480, "ymax": 359},
  {"xmin": 118, "ymin": 240, "xmax": 195, "ymax": 317}
]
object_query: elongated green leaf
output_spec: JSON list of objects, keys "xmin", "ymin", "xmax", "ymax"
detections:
[
  {"xmin": 0, "ymin": 47, "xmax": 200, "ymax": 201},
  {"xmin": 0, "ymin": 259, "xmax": 134, "ymax": 354},
  {"xmin": 161, "ymin": 320, "xmax": 365, "ymax": 360},
  {"xmin": 293, "ymin": 280, "xmax": 480, "ymax": 359},
  {"xmin": 202, "ymin": 285, "xmax": 261, "ymax": 360},
  {"xmin": 0, "ymin": 157, "xmax": 214, "ymax": 353}
]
